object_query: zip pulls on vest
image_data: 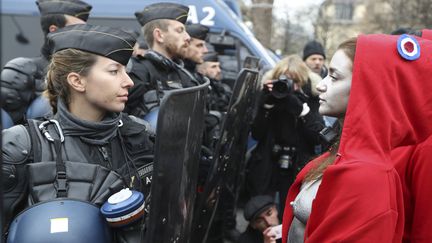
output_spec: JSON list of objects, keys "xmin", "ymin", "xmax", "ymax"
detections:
[
  {"xmin": 96, "ymin": 120, "xmax": 122, "ymax": 169},
  {"xmin": 98, "ymin": 146, "xmax": 112, "ymax": 169}
]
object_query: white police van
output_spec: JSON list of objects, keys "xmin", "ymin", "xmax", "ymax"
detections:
[{"xmin": 1, "ymin": 0, "xmax": 278, "ymax": 83}]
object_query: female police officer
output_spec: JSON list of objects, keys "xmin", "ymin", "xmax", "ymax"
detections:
[{"xmin": 2, "ymin": 24, "xmax": 154, "ymax": 242}]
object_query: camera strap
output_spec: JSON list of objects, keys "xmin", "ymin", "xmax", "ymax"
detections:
[{"xmin": 319, "ymin": 119, "xmax": 339, "ymax": 144}]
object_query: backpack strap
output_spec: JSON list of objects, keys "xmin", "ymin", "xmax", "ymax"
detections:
[{"xmin": 27, "ymin": 118, "xmax": 67, "ymax": 197}]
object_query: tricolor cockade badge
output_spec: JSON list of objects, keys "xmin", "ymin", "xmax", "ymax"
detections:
[{"xmin": 397, "ymin": 34, "xmax": 420, "ymax": 61}]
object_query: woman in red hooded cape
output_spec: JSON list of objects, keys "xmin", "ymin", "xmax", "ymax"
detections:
[{"xmin": 282, "ymin": 33, "xmax": 432, "ymax": 242}]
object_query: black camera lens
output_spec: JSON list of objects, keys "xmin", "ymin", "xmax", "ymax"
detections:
[{"xmin": 270, "ymin": 74, "xmax": 293, "ymax": 99}]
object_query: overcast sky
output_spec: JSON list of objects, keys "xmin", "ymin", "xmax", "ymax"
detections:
[
  {"xmin": 273, "ymin": 0, "xmax": 325, "ymax": 34},
  {"xmin": 273, "ymin": 0, "xmax": 324, "ymax": 17},
  {"xmin": 240, "ymin": 0, "xmax": 325, "ymax": 35}
]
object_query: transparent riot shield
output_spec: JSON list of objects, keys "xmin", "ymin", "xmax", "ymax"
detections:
[
  {"xmin": 192, "ymin": 69, "xmax": 260, "ymax": 242},
  {"xmin": 145, "ymin": 80, "xmax": 209, "ymax": 243}
]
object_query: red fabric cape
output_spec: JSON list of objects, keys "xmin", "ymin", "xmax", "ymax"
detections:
[{"xmin": 390, "ymin": 28, "xmax": 432, "ymax": 242}]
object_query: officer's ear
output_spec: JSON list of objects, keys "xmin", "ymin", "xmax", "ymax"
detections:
[
  {"xmin": 48, "ymin": 25, "xmax": 58, "ymax": 33},
  {"xmin": 66, "ymin": 72, "xmax": 86, "ymax": 93},
  {"xmin": 154, "ymin": 28, "xmax": 164, "ymax": 44}
]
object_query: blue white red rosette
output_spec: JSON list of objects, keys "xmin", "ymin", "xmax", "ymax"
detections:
[{"xmin": 397, "ymin": 34, "xmax": 420, "ymax": 61}]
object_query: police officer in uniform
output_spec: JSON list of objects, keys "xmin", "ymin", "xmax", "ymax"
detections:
[
  {"xmin": 183, "ymin": 24, "xmax": 224, "ymax": 151},
  {"xmin": 198, "ymin": 52, "xmax": 232, "ymax": 113},
  {"xmin": 2, "ymin": 24, "xmax": 154, "ymax": 242},
  {"xmin": 125, "ymin": 2, "xmax": 199, "ymax": 117},
  {"xmin": 184, "ymin": 23, "xmax": 210, "ymax": 84},
  {"xmin": 36, "ymin": 0, "xmax": 92, "ymax": 71},
  {"xmin": 1, "ymin": 0, "xmax": 92, "ymax": 127},
  {"xmin": 197, "ymin": 52, "xmax": 237, "ymax": 243}
]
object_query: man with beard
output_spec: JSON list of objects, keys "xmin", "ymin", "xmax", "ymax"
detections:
[
  {"xmin": 197, "ymin": 52, "xmax": 232, "ymax": 112},
  {"xmin": 183, "ymin": 23, "xmax": 209, "ymax": 84},
  {"xmin": 125, "ymin": 2, "xmax": 199, "ymax": 117}
]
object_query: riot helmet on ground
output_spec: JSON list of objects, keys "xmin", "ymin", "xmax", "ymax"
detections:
[{"xmin": 7, "ymin": 199, "xmax": 112, "ymax": 243}]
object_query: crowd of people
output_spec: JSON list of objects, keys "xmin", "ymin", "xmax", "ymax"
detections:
[{"xmin": 1, "ymin": 0, "xmax": 432, "ymax": 243}]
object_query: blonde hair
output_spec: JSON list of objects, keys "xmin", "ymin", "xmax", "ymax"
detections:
[
  {"xmin": 44, "ymin": 49, "xmax": 97, "ymax": 113},
  {"xmin": 267, "ymin": 55, "xmax": 310, "ymax": 87}
]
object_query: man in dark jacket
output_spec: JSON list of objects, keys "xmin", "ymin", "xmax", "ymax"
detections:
[
  {"xmin": 184, "ymin": 23, "xmax": 210, "ymax": 84},
  {"xmin": 238, "ymin": 195, "xmax": 281, "ymax": 243},
  {"xmin": 197, "ymin": 52, "xmax": 232, "ymax": 112},
  {"xmin": 125, "ymin": 3, "xmax": 199, "ymax": 117}
]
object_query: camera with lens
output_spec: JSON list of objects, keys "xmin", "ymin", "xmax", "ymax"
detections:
[
  {"xmin": 272, "ymin": 144, "xmax": 296, "ymax": 170},
  {"xmin": 270, "ymin": 74, "xmax": 294, "ymax": 99}
]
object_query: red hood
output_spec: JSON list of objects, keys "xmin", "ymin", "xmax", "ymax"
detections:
[
  {"xmin": 338, "ymin": 33, "xmax": 432, "ymax": 165},
  {"xmin": 422, "ymin": 29, "xmax": 432, "ymax": 40}
]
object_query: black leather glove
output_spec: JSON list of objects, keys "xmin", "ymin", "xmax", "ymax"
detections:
[
  {"xmin": 283, "ymin": 92, "xmax": 304, "ymax": 116},
  {"xmin": 260, "ymin": 90, "xmax": 277, "ymax": 109}
]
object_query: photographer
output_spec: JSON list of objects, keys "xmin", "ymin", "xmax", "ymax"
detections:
[{"xmin": 248, "ymin": 55, "xmax": 325, "ymax": 216}]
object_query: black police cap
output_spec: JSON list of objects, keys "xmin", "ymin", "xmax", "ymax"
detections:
[
  {"xmin": 36, "ymin": 0, "xmax": 92, "ymax": 22},
  {"xmin": 186, "ymin": 23, "xmax": 209, "ymax": 41},
  {"xmin": 47, "ymin": 24, "xmax": 136, "ymax": 66},
  {"xmin": 203, "ymin": 52, "xmax": 219, "ymax": 62},
  {"xmin": 243, "ymin": 195, "xmax": 275, "ymax": 221},
  {"xmin": 135, "ymin": 2, "xmax": 189, "ymax": 26}
]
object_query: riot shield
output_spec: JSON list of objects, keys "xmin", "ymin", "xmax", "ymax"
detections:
[
  {"xmin": 145, "ymin": 80, "xmax": 209, "ymax": 243},
  {"xmin": 1, "ymin": 106, "xmax": 3, "ymax": 240},
  {"xmin": 192, "ymin": 69, "xmax": 260, "ymax": 242}
]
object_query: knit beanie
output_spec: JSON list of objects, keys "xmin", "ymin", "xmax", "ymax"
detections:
[{"xmin": 303, "ymin": 40, "xmax": 326, "ymax": 60}]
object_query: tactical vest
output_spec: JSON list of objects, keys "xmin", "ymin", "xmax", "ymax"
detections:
[{"xmin": 24, "ymin": 115, "xmax": 154, "ymax": 206}]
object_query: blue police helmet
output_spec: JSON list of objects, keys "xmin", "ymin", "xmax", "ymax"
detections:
[
  {"xmin": 7, "ymin": 199, "xmax": 112, "ymax": 243},
  {"xmin": 26, "ymin": 95, "xmax": 53, "ymax": 120},
  {"xmin": 143, "ymin": 107, "xmax": 159, "ymax": 133},
  {"xmin": 1, "ymin": 109, "xmax": 14, "ymax": 129}
]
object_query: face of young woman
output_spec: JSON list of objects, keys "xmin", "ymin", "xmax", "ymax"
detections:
[
  {"xmin": 316, "ymin": 49, "xmax": 353, "ymax": 118},
  {"xmin": 81, "ymin": 56, "xmax": 133, "ymax": 114}
]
